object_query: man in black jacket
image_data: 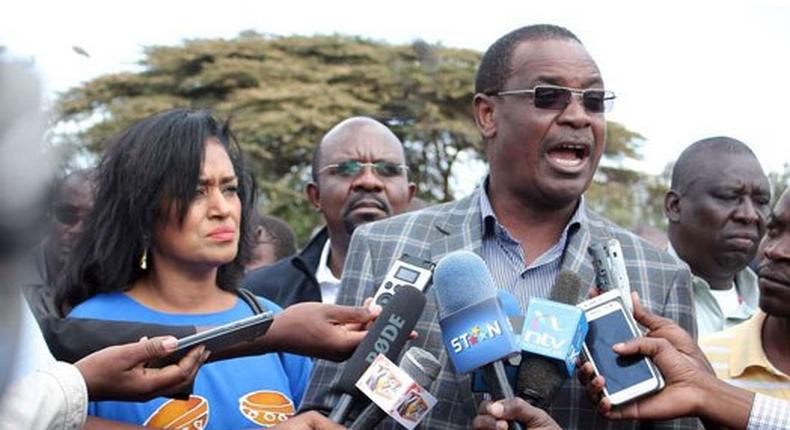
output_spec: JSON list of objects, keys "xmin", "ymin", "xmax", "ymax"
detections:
[{"xmin": 243, "ymin": 117, "xmax": 416, "ymax": 307}]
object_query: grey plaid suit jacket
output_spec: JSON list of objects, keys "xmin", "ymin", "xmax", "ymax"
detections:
[{"xmin": 302, "ymin": 187, "xmax": 698, "ymax": 429}]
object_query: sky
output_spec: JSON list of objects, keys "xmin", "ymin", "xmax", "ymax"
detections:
[{"xmin": 2, "ymin": 0, "xmax": 789, "ymax": 182}]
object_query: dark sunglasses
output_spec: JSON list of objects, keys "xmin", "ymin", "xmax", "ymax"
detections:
[
  {"xmin": 51, "ymin": 205, "xmax": 82, "ymax": 226},
  {"xmin": 495, "ymin": 85, "xmax": 615, "ymax": 113},
  {"xmin": 318, "ymin": 160, "xmax": 409, "ymax": 178}
]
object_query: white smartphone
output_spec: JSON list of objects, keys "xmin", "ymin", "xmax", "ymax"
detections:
[{"xmin": 581, "ymin": 298, "xmax": 664, "ymax": 405}]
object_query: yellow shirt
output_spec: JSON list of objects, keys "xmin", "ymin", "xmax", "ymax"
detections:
[{"xmin": 701, "ymin": 311, "xmax": 790, "ymax": 400}]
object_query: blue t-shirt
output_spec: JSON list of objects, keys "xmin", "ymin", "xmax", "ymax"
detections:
[{"xmin": 69, "ymin": 292, "xmax": 312, "ymax": 429}]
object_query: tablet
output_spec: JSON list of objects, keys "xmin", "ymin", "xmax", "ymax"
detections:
[{"xmin": 150, "ymin": 311, "xmax": 275, "ymax": 368}]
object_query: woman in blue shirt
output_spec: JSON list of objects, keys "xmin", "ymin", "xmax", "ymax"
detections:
[{"xmin": 60, "ymin": 109, "xmax": 312, "ymax": 429}]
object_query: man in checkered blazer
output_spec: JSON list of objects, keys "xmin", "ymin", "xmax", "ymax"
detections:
[{"xmin": 300, "ymin": 24, "xmax": 698, "ymax": 429}]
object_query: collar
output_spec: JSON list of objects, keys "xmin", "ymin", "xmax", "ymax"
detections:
[
  {"xmin": 668, "ymin": 244, "xmax": 760, "ymax": 317},
  {"xmin": 478, "ymin": 176, "xmax": 587, "ymax": 240},
  {"xmin": 727, "ymin": 311, "xmax": 787, "ymax": 378},
  {"xmin": 315, "ymin": 239, "xmax": 341, "ymax": 285}
]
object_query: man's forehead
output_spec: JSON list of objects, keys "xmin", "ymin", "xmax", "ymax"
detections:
[
  {"xmin": 774, "ymin": 190, "xmax": 790, "ymax": 221},
  {"xmin": 56, "ymin": 176, "xmax": 94, "ymax": 206},
  {"xmin": 322, "ymin": 127, "xmax": 404, "ymax": 162},
  {"xmin": 685, "ymin": 154, "xmax": 768, "ymax": 192},
  {"xmin": 507, "ymin": 39, "xmax": 602, "ymax": 87}
]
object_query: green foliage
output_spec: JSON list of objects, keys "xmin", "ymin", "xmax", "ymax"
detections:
[
  {"xmin": 586, "ymin": 123, "xmax": 670, "ymax": 231},
  {"xmin": 55, "ymin": 33, "xmax": 480, "ymax": 242},
  {"xmin": 769, "ymin": 162, "xmax": 790, "ymax": 204},
  {"xmin": 54, "ymin": 32, "xmax": 667, "ymax": 242}
]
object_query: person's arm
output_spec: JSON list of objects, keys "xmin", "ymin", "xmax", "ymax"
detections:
[
  {"xmin": 747, "ymin": 393, "xmax": 790, "ymax": 430},
  {"xmin": 83, "ymin": 417, "xmax": 153, "ymax": 429},
  {"xmin": 0, "ymin": 361, "xmax": 87, "ymax": 430},
  {"xmin": 40, "ymin": 316, "xmax": 196, "ymax": 363},
  {"xmin": 578, "ymin": 293, "xmax": 753, "ymax": 429},
  {"xmin": 588, "ymin": 336, "xmax": 753, "ymax": 429},
  {"xmin": 268, "ymin": 411, "xmax": 347, "ymax": 430},
  {"xmin": 74, "ymin": 336, "xmax": 207, "ymax": 401},
  {"xmin": 472, "ymin": 399, "xmax": 561, "ymax": 430},
  {"xmin": 210, "ymin": 301, "xmax": 378, "ymax": 363}
]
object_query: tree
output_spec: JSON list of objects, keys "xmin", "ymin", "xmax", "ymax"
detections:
[
  {"xmin": 55, "ymin": 33, "xmax": 480, "ymax": 241},
  {"xmin": 769, "ymin": 162, "xmax": 790, "ymax": 204},
  {"xmin": 585, "ymin": 122, "xmax": 670, "ymax": 230},
  {"xmin": 55, "ymin": 32, "xmax": 661, "ymax": 241}
]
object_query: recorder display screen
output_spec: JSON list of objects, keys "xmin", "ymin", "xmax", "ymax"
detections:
[
  {"xmin": 394, "ymin": 266, "xmax": 420, "ymax": 283},
  {"xmin": 588, "ymin": 311, "xmax": 654, "ymax": 394}
]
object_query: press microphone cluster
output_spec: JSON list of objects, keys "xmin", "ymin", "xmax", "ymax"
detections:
[
  {"xmin": 328, "ymin": 287, "xmax": 427, "ymax": 424},
  {"xmin": 470, "ymin": 272, "xmax": 587, "ymax": 408},
  {"xmin": 349, "ymin": 347, "xmax": 441, "ymax": 429}
]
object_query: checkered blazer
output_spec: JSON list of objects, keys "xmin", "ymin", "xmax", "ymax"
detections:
[{"xmin": 301, "ymin": 187, "xmax": 699, "ymax": 429}]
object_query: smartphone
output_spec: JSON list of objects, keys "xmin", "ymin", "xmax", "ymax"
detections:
[
  {"xmin": 149, "ymin": 311, "xmax": 275, "ymax": 368},
  {"xmin": 581, "ymin": 297, "xmax": 664, "ymax": 405}
]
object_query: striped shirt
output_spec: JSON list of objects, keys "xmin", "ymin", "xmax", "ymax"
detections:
[
  {"xmin": 748, "ymin": 393, "xmax": 790, "ymax": 430},
  {"xmin": 701, "ymin": 311, "xmax": 790, "ymax": 400},
  {"xmin": 479, "ymin": 185, "xmax": 585, "ymax": 310}
]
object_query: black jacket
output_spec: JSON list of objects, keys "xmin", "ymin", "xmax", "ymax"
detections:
[{"xmin": 242, "ymin": 228, "xmax": 328, "ymax": 308}]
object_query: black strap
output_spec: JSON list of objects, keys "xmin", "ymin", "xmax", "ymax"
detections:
[{"xmin": 237, "ymin": 287, "xmax": 267, "ymax": 315}]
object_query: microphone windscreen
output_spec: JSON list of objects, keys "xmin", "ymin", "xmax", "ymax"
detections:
[
  {"xmin": 517, "ymin": 355, "xmax": 566, "ymax": 408},
  {"xmin": 550, "ymin": 271, "xmax": 583, "ymax": 305},
  {"xmin": 336, "ymin": 287, "xmax": 426, "ymax": 393},
  {"xmin": 433, "ymin": 250, "xmax": 496, "ymax": 318},
  {"xmin": 400, "ymin": 347, "xmax": 441, "ymax": 388}
]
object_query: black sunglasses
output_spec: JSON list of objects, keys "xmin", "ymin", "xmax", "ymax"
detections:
[
  {"xmin": 51, "ymin": 205, "xmax": 82, "ymax": 226},
  {"xmin": 494, "ymin": 85, "xmax": 615, "ymax": 113},
  {"xmin": 318, "ymin": 160, "xmax": 409, "ymax": 178}
]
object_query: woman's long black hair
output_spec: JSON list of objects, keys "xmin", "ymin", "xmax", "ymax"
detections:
[{"xmin": 58, "ymin": 109, "xmax": 256, "ymax": 310}]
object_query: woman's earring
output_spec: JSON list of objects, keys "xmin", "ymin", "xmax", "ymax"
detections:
[{"xmin": 139, "ymin": 248, "xmax": 148, "ymax": 270}]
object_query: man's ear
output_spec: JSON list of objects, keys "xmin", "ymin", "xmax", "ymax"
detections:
[
  {"xmin": 407, "ymin": 182, "xmax": 417, "ymax": 202},
  {"xmin": 473, "ymin": 94, "xmax": 497, "ymax": 139},
  {"xmin": 305, "ymin": 182, "xmax": 322, "ymax": 211},
  {"xmin": 665, "ymin": 190, "xmax": 681, "ymax": 222}
]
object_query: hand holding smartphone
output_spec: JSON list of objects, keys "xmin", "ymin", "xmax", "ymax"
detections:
[{"xmin": 578, "ymin": 290, "xmax": 664, "ymax": 405}]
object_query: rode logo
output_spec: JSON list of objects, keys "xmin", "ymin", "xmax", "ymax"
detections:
[
  {"xmin": 365, "ymin": 314, "xmax": 406, "ymax": 363},
  {"xmin": 522, "ymin": 311, "xmax": 567, "ymax": 351},
  {"xmin": 450, "ymin": 321, "xmax": 503, "ymax": 353}
]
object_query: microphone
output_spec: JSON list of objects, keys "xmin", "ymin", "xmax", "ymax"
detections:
[
  {"xmin": 433, "ymin": 251, "xmax": 523, "ymax": 430},
  {"xmin": 328, "ymin": 287, "xmax": 426, "ymax": 424},
  {"xmin": 516, "ymin": 271, "xmax": 587, "ymax": 408},
  {"xmin": 349, "ymin": 347, "xmax": 441, "ymax": 429},
  {"xmin": 472, "ymin": 289, "xmax": 522, "ymax": 391}
]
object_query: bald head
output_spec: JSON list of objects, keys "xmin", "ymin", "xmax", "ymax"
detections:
[
  {"xmin": 671, "ymin": 136, "xmax": 759, "ymax": 193},
  {"xmin": 665, "ymin": 136, "xmax": 770, "ymax": 286},
  {"xmin": 306, "ymin": 116, "xmax": 415, "ymax": 263},
  {"xmin": 311, "ymin": 117, "xmax": 404, "ymax": 181}
]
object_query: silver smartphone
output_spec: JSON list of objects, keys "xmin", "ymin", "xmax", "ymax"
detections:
[{"xmin": 579, "ymin": 291, "xmax": 664, "ymax": 405}]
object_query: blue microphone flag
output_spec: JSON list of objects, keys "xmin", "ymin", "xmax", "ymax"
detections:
[{"xmin": 520, "ymin": 298, "xmax": 587, "ymax": 376}]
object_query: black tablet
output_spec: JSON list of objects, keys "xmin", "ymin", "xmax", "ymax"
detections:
[{"xmin": 150, "ymin": 311, "xmax": 275, "ymax": 368}]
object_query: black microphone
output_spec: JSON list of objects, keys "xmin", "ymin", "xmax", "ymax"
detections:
[
  {"xmin": 349, "ymin": 347, "xmax": 441, "ymax": 430},
  {"xmin": 328, "ymin": 287, "xmax": 426, "ymax": 424},
  {"xmin": 516, "ymin": 271, "xmax": 584, "ymax": 408}
]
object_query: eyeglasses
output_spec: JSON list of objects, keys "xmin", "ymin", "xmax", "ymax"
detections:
[
  {"xmin": 318, "ymin": 160, "xmax": 409, "ymax": 178},
  {"xmin": 494, "ymin": 85, "xmax": 615, "ymax": 113},
  {"xmin": 51, "ymin": 205, "xmax": 82, "ymax": 226}
]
